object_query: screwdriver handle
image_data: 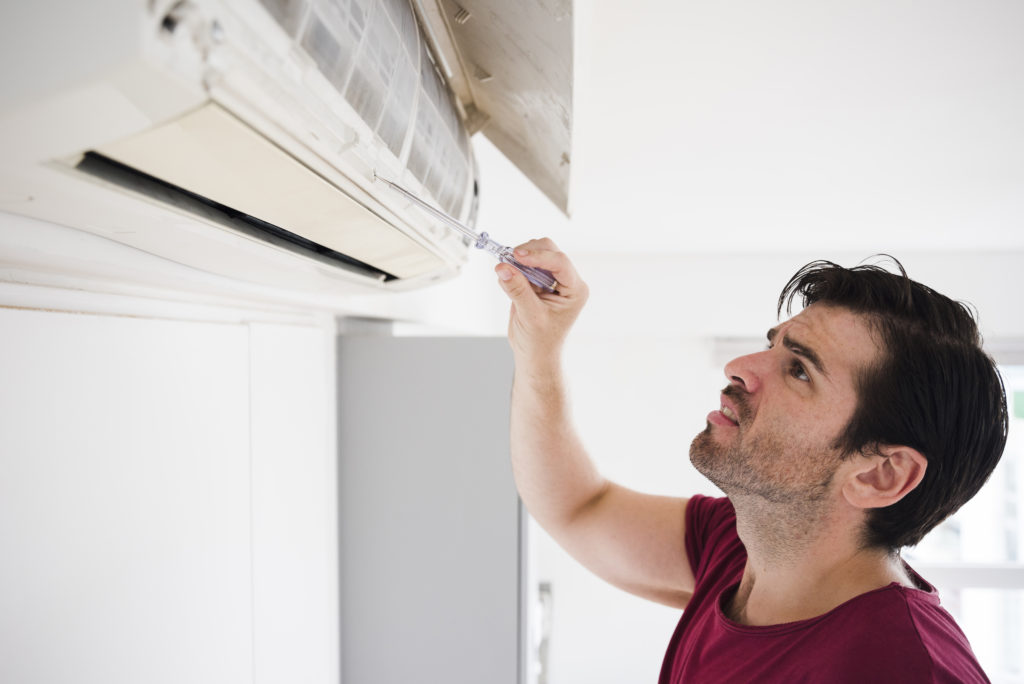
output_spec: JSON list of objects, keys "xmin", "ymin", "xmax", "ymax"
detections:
[
  {"xmin": 503, "ymin": 255, "xmax": 560, "ymax": 294},
  {"xmin": 481, "ymin": 234, "xmax": 558, "ymax": 293}
]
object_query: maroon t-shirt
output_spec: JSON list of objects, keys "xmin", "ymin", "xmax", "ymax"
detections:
[{"xmin": 659, "ymin": 495, "xmax": 989, "ymax": 683}]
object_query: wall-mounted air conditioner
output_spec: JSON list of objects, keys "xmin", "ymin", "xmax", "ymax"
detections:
[{"xmin": 0, "ymin": 0, "xmax": 484, "ymax": 291}]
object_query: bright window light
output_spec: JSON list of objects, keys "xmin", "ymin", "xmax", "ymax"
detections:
[{"xmin": 906, "ymin": 365, "xmax": 1024, "ymax": 684}]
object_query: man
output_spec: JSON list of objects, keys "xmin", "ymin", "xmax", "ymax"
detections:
[{"xmin": 495, "ymin": 240, "xmax": 1006, "ymax": 683}]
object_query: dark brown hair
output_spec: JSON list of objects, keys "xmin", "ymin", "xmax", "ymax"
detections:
[{"xmin": 779, "ymin": 257, "xmax": 1008, "ymax": 551}]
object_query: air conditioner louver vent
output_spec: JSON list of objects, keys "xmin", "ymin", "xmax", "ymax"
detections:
[{"xmin": 76, "ymin": 152, "xmax": 397, "ymax": 282}]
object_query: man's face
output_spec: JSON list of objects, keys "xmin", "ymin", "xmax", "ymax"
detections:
[{"xmin": 690, "ymin": 304, "xmax": 881, "ymax": 504}]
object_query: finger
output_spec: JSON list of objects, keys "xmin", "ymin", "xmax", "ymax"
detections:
[
  {"xmin": 511, "ymin": 247, "xmax": 581, "ymax": 291},
  {"xmin": 495, "ymin": 263, "xmax": 543, "ymax": 312},
  {"xmin": 515, "ymin": 237, "xmax": 559, "ymax": 253}
]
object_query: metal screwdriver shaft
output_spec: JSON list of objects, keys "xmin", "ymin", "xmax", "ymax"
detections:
[{"xmin": 374, "ymin": 173, "xmax": 559, "ymax": 293}]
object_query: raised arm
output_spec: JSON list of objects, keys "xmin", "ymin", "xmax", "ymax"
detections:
[{"xmin": 495, "ymin": 239, "xmax": 695, "ymax": 609}]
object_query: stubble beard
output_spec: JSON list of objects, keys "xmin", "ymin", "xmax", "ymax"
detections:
[
  {"xmin": 689, "ymin": 386, "xmax": 837, "ymax": 506},
  {"xmin": 689, "ymin": 386, "xmax": 847, "ymax": 560}
]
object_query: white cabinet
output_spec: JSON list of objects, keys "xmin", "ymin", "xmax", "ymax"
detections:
[
  {"xmin": 0, "ymin": 307, "xmax": 254, "ymax": 683},
  {"xmin": 0, "ymin": 304, "xmax": 339, "ymax": 684}
]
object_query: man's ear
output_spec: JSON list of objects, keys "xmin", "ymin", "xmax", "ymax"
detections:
[{"xmin": 842, "ymin": 445, "xmax": 927, "ymax": 510}]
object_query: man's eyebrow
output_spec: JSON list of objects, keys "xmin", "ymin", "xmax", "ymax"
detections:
[{"xmin": 766, "ymin": 326, "xmax": 829, "ymax": 379}]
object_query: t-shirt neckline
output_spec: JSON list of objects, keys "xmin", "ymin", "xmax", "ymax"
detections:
[{"xmin": 714, "ymin": 561, "xmax": 940, "ymax": 636}]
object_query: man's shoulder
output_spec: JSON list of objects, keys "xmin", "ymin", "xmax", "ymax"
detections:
[
  {"xmin": 822, "ymin": 583, "xmax": 989, "ymax": 683},
  {"xmin": 666, "ymin": 582, "xmax": 988, "ymax": 684}
]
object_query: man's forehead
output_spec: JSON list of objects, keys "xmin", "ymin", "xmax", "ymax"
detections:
[{"xmin": 773, "ymin": 305, "xmax": 881, "ymax": 376}]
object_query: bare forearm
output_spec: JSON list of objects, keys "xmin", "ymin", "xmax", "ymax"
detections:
[{"xmin": 509, "ymin": 355, "xmax": 607, "ymax": 531}]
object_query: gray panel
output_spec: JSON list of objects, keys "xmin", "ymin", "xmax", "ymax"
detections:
[{"xmin": 337, "ymin": 336, "xmax": 520, "ymax": 684}]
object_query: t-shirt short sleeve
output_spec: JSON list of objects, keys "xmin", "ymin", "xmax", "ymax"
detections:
[{"xmin": 684, "ymin": 495, "xmax": 739, "ymax": 580}]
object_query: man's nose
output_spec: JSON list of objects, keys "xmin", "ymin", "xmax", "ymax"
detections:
[{"xmin": 723, "ymin": 350, "xmax": 769, "ymax": 394}]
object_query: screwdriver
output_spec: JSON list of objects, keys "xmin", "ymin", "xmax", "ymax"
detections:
[{"xmin": 374, "ymin": 173, "xmax": 559, "ymax": 293}]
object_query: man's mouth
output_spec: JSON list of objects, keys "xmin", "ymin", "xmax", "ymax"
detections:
[
  {"xmin": 712, "ymin": 386, "xmax": 748, "ymax": 428},
  {"xmin": 707, "ymin": 402, "xmax": 740, "ymax": 428}
]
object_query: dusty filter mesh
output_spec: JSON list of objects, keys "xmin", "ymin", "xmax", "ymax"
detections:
[{"xmin": 256, "ymin": 0, "xmax": 471, "ymax": 218}]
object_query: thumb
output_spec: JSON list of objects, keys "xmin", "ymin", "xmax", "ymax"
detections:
[{"xmin": 496, "ymin": 263, "xmax": 540, "ymax": 310}]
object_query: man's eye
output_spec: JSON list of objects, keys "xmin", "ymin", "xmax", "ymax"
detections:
[{"xmin": 790, "ymin": 361, "xmax": 810, "ymax": 382}]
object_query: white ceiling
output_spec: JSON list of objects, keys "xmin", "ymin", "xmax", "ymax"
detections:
[{"xmin": 483, "ymin": 0, "xmax": 1024, "ymax": 256}]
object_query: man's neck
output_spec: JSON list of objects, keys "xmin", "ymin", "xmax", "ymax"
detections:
[{"xmin": 726, "ymin": 494, "xmax": 913, "ymax": 627}]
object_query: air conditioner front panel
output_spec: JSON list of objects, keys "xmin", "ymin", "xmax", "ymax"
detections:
[{"xmin": 95, "ymin": 102, "xmax": 446, "ymax": 280}]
